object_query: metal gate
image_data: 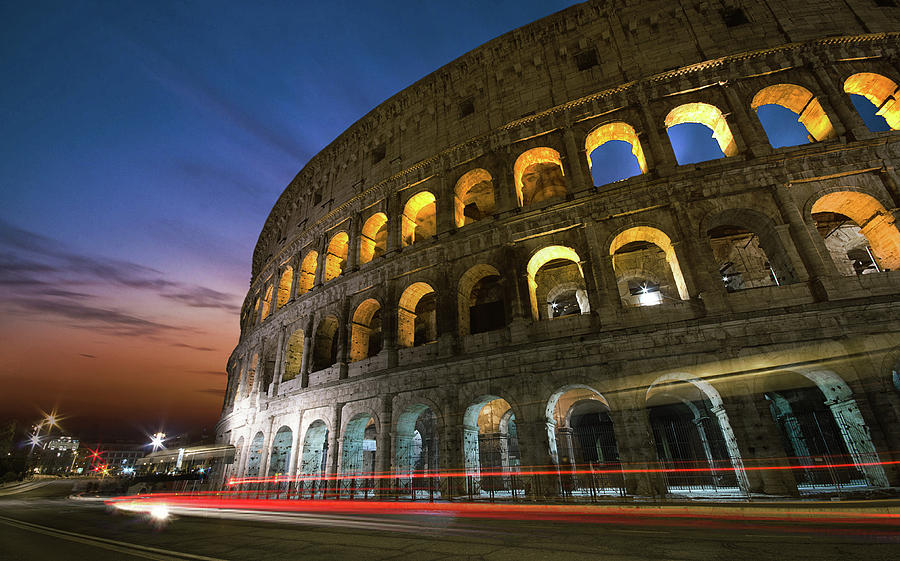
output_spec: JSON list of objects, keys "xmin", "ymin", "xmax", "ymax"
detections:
[{"xmin": 651, "ymin": 415, "xmax": 739, "ymax": 493}]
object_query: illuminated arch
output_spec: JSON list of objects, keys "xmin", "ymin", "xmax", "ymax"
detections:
[
  {"xmin": 462, "ymin": 395, "xmax": 520, "ymax": 495},
  {"xmin": 323, "ymin": 231, "xmax": 349, "ymax": 282},
  {"xmin": 525, "ymin": 245, "xmax": 587, "ymax": 321},
  {"xmin": 457, "ymin": 264, "xmax": 504, "ymax": 336},
  {"xmin": 454, "ymin": 169, "xmax": 495, "ymax": 227},
  {"xmin": 585, "ymin": 121, "xmax": 648, "ymax": 179},
  {"xmin": 513, "ymin": 147, "xmax": 567, "ymax": 206},
  {"xmin": 260, "ymin": 284, "xmax": 273, "ymax": 321},
  {"xmin": 340, "ymin": 413, "xmax": 377, "ymax": 496},
  {"xmin": 297, "ymin": 251, "xmax": 318, "ymax": 295},
  {"xmin": 349, "ymin": 298, "xmax": 382, "ymax": 362},
  {"xmin": 610, "ymin": 226, "xmax": 689, "ymax": 302},
  {"xmin": 751, "ymin": 84, "xmax": 836, "ymax": 143},
  {"xmin": 282, "ymin": 328, "xmax": 304, "ymax": 382},
  {"xmin": 268, "ymin": 426, "xmax": 292, "ymax": 476},
  {"xmin": 811, "ymin": 191, "xmax": 900, "ymax": 271},
  {"xmin": 276, "ymin": 266, "xmax": 293, "ymax": 309},
  {"xmin": 398, "ymin": 282, "xmax": 436, "ymax": 348},
  {"xmin": 665, "ymin": 102, "xmax": 737, "ymax": 159},
  {"xmin": 359, "ymin": 213, "xmax": 387, "ymax": 265},
  {"xmin": 401, "ymin": 191, "xmax": 436, "ymax": 247},
  {"xmin": 844, "ymin": 73, "xmax": 900, "ymax": 130}
]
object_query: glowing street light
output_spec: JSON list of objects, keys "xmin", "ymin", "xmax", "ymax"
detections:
[{"xmin": 150, "ymin": 432, "xmax": 167, "ymax": 451}]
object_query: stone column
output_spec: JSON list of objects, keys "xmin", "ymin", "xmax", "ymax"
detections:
[
  {"xmin": 492, "ymin": 152, "xmax": 519, "ymax": 213},
  {"xmin": 260, "ymin": 417, "xmax": 276, "ymax": 477},
  {"xmin": 722, "ymin": 82, "xmax": 772, "ymax": 158},
  {"xmin": 386, "ymin": 191, "xmax": 400, "ymax": 254},
  {"xmin": 718, "ymin": 391, "xmax": 799, "ymax": 496},
  {"xmin": 770, "ymin": 184, "xmax": 837, "ymax": 300},
  {"xmin": 670, "ymin": 201, "xmax": 730, "ymax": 313},
  {"xmin": 607, "ymin": 405, "xmax": 667, "ymax": 497},
  {"xmin": 815, "ymin": 63, "xmax": 872, "ymax": 141},
  {"xmin": 288, "ymin": 255, "xmax": 300, "ymax": 301},
  {"xmin": 435, "ymin": 173, "xmax": 456, "ymax": 237},
  {"xmin": 382, "ymin": 284, "xmax": 399, "ymax": 368},
  {"xmin": 287, "ymin": 418, "xmax": 302, "ymax": 477},
  {"xmin": 827, "ymin": 398, "xmax": 890, "ymax": 487},
  {"xmin": 637, "ymin": 89, "xmax": 678, "ymax": 175},
  {"xmin": 375, "ymin": 397, "xmax": 393, "ymax": 497},
  {"xmin": 515, "ymin": 418, "xmax": 559, "ymax": 499},
  {"xmin": 313, "ymin": 236, "xmax": 327, "ymax": 287},
  {"xmin": 337, "ymin": 300, "xmax": 350, "ymax": 379},
  {"xmin": 327, "ymin": 403, "xmax": 345, "ymax": 498},
  {"xmin": 269, "ymin": 328, "xmax": 286, "ymax": 397},
  {"xmin": 562, "ymin": 127, "xmax": 591, "ymax": 194},
  {"xmin": 773, "ymin": 223, "xmax": 810, "ymax": 283},
  {"xmin": 345, "ymin": 215, "xmax": 358, "ymax": 272},
  {"xmin": 300, "ymin": 320, "xmax": 313, "ymax": 388}
]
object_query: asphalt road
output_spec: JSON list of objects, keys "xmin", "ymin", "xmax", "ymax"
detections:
[{"xmin": 0, "ymin": 480, "xmax": 897, "ymax": 560}]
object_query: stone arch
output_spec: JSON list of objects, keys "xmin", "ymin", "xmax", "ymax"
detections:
[
  {"xmin": 463, "ymin": 395, "xmax": 521, "ymax": 496},
  {"xmin": 610, "ymin": 226, "xmax": 689, "ymax": 305},
  {"xmin": 359, "ymin": 212, "xmax": 388, "ymax": 264},
  {"xmin": 395, "ymin": 402, "xmax": 440, "ymax": 498},
  {"xmin": 844, "ymin": 72, "xmax": 900, "ymax": 130},
  {"xmin": 811, "ymin": 190, "xmax": 900, "ymax": 273},
  {"xmin": 297, "ymin": 250, "xmax": 317, "ymax": 295},
  {"xmin": 244, "ymin": 431, "xmax": 265, "ymax": 478},
  {"xmin": 398, "ymin": 282, "xmax": 436, "ymax": 348},
  {"xmin": 312, "ymin": 315, "xmax": 339, "ymax": 371},
  {"xmin": 585, "ymin": 121, "xmax": 648, "ymax": 184},
  {"xmin": 282, "ymin": 328, "xmax": 304, "ymax": 382},
  {"xmin": 276, "ymin": 266, "xmax": 293, "ymax": 309},
  {"xmin": 242, "ymin": 352, "xmax": 259, "ymax": 398},
  {"xmin": 513, "ymin": 147, "xmax": 567, "ymax": 206},
  {"xmin": 646, "ymin": 373, "xmax": 748, "ymax": 493},
  {"xmin": 260, "ymin": 284, "xmax": 273, "ymax": 321},
  {"xmin": 349, "ymin": 298, "xmax": 382, "ymax": 362},
  {"xmin": 525, "ymin": 245, "xmax": 588, "ymax": 321},
  {"xmin": 401, "ymin": 191, "xmax": 436, "ymax": 247},
  {"xmin": 704, "ymin": 207, "xmax": 798, "ymax": 290},
  {"xmin": 664, "ymin": 102, "xmax": 737, "ymax": 162},
  {"xmin": 454, "ymin": 169, "xmax": 495, "ymax": 227},
  {"xmin": 299, "ymin": 420, "xmax": 329, "ymax": 496},
  {"xmin": 340, "ymin": 413, "xmax": 378, "ymax": 497},
  {"xmin": 323, "ymin": 231, "xmax": 349, "ymax": 282},
  {"xmin": 458, "ymin": 264, "xmax": 505, "ymax": 336},
  {"xmin": 759, "ymin": 369, "xmax": 888, "ymax": 488},
  {"xmin": 751, "ymin": 84, "xmax": 836, "ymax": 144},
  {"xmin": 268, "ymin": 426, "xmax": 292, "ymax": 476}
]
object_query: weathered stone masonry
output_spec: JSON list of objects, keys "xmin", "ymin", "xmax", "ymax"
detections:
[{"xmin": 217, "ymin": 0, "xmax": 900, "ymax": 498}]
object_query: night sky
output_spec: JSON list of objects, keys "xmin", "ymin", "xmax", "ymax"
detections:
[
  {"xmin": 2, "ymin": 2, "xmax": 886, "ymax": 443},
  {"xmin": 0, "ymin": 1, "xmax": 586, "ymax": 441}
]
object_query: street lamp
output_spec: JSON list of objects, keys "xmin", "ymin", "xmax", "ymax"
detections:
[{"xmin": 149, "ymin": 432, "xmax": 166, "ymax": 452}]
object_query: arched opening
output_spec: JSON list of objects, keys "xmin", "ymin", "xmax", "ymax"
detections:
[
  {"xmin": 706, "ymin": 209, "xmax": 797, "ymax": 290},
  {"xmin": 297, "ymin": 251, "xmax": 317, "ymax": 296},
  {"xmin": 401, "ymin": 191, "xmax": 436, "ymax": 247},
  {"xmin": 762, "ymin": 370, "xmax": 888, "ymax": 490},
  {"xmin": 647, "ymin": 375, "xmax": 747, "ymax": 494},
  {"xmin": 526, "ymin": 246, "xmax": 589, "ymax": 321},
  {"xmin": 282, "ymin": 328, "xmax": 304, "ymax": 382},
  {"xmin": 349, "ymin": 299, "xmax": 382, "ymax": 362},
  {"xmin": 546, "ymin": 386, "xmax": 622, "ymax": 496},
  {"xmin": 312, "ymin": 315, "xmax": 339, "ymax": 371},
  {"xmin": 514, "ymin": 147, "xmax": 567, "ymax": 207},
  {"xmin": 395, "ymin": 403, "xmax": 439, "ymax": 499},
  {"xmin": 463, "ymin": 396, "xmax": 521, "ymax": 497},
  {"xmin": 811, "ymin": 191, "xmax": 900, "ymax": 274},
  {"xmin": 299, "ymin": 421, "xmax": 329, "ymax": 498},
  {"xmin": 323, "ymin": 232, "xmax": 349, "ymax": 282},
  {"xmin": 398, "ymin": 282, "xmax": 436, "ymax": 348},
  {"xmin": 585, "ymin": 122, "xmax": 648, "ymax": 186},
  {"xmin": 844, "ymin": 72, "xmax": 900, "ymax": 131},
  {"xmin": 244, "ymin": 431, "xmax": 265, "ymax": 478},
  {"xmin": 454, "ymin": 169, "xmax": 495, "ymax": 227},
  {"xmin": 340, "ymin": 414, "xmax": 377, "ymax": 498},
  {"xmin": 260, "ymin": 284, "xmax": 273, "ymax": 321},
  {"xmin": 359, "ymin": 213, "xmax": 388, "ymax": 264},
  {"xmin": 242, "ymin": 353, "xmax": 258, "ymax": 398},
  {"xmin": 610, "ymin": 227, "xmax": 689, "ymax": 306},
  {"xmin": 751, "ymin": 84, "xmax": 836, "ymax": 147},
  {"xmin": 276, "ymin": 267, "xmax": 293, "ymax": 309},
  {"xmin": 267, "ymin": 426, "xmax": 292, "ymax": 476},
  {"xmin": 458, "ymin": 264, "xmax": 505, "ymax": 336},
  {"xmin": 665, "ymin": 102, "xmax": 737, "ymax": 164}
]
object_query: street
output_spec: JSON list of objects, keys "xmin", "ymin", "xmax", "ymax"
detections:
[{"xmin": 0, "ymin": 480, "xmax": 898, "ymax": 560}]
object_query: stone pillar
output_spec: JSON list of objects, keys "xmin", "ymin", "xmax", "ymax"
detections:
[
  {"xmin": 386, "ymin": 191, "xmax": 400, "ymax": 254},
  {"xmin": 770, "ymin": 184, "xmax": 837, "ymax": 300},
  {"xmin": 313, "ymin": 237, "xmax": 327, "ymax": 287},
  {"xmin": 719, "ymin": 391, "xmax": 799, "ymax": 496},
  {"xmin": 260, "ymin": 417, "xmax": 276, "ymax": 477},
  {"xmin": 375, "ymin": 397, "xmax": 393, "ymax": 496},
  {"xmin": 815, "ymin": 63, "xmax": 872, "ymax": 141},
  {"xmin": 435, "ymin": 173, "xmax": 455, "ymax": 237},
  {"xmin": 607, "ymin": 405, "xmax": 667, "ymax": 497},
  {"xmin": 300, "ymin": 320, "xmax": 313, "ymax": 388},
  {"xmin": 670, "ymin": 201, "xmax": 730, "ymax": 313},
  {"xmin": 562, "ymin": 127, "xmax": 591, "ymax": 194},
  {"xmin": 327, "ymin": 403, "xmax": 345, "ymax": 498},
  {"xmin": 345, "ymin": 215, "xmax": 358, "ymax": 272},
  {"xmin": 492, "ymin": 152, "xmax": 519, "ymax": 213},
  {"xmin": 436, "ymin": 268, "xmax": 458, "ymax": 355},
  {"xmin": 827, "ymin": 398, "xmax": 890, "ymax": 487},
  {"xmin": 382, "ymin": 284, "xmax": 399, "ymax": 368},
  {"xmin": 287, "ymin": 418, "xmax": 302, "ymax": 477},
  {"xmin": 773, "ymin": 223, "xmax": 810, "ymax": 283},
  {"xmin": 637, "ymin": 89, "xmax": 678, "ymax": 175},
  {"xmin": 337, "ymin": 301, "xmax": 350, "ymax": 379},
  {"xmin": 288, "ymin": 255, "xmax": 300, "ymax": 301},
  {"xmin": 584, "ymin": 219, "xmax": 623, "ymax": 322},
  {"xmin": 722, "ymin": 82, "xmax": 772, "ymax": 158},
  {"xmin": 515, "ymin": 419, "xmax": 559, "ymax": 499},
  {"xmin": 269, "ymin": 329, "xmax": 286, "ymax": 397}
]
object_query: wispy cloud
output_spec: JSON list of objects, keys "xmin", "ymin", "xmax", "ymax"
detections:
[
  {"xmin": 79, "ymin": 353, "xmax": 97, "ymax": 359},
  {"xmin": 195, "ymin": 388, "xmax": 224, "ymax": 395},
  {"xmin": 188, "ymin": 370, "xmax": 226, "ymax": 376},
  {"xmin": 0, "ymin": 220, "xmax": 240, "ymax": 336},
  {"xmin": 171, "ymin": 343, "xmax": 216, "ymax": 352}
]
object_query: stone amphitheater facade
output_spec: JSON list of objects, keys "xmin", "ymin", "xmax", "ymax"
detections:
[{"xmin": 217, "ymin": 0, "xmax": 900, "ymax": 498}]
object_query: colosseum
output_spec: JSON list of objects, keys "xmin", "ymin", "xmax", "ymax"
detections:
[{"xmin": 216, "ymin": 0, "xmax": 900, "ymax": 500}]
